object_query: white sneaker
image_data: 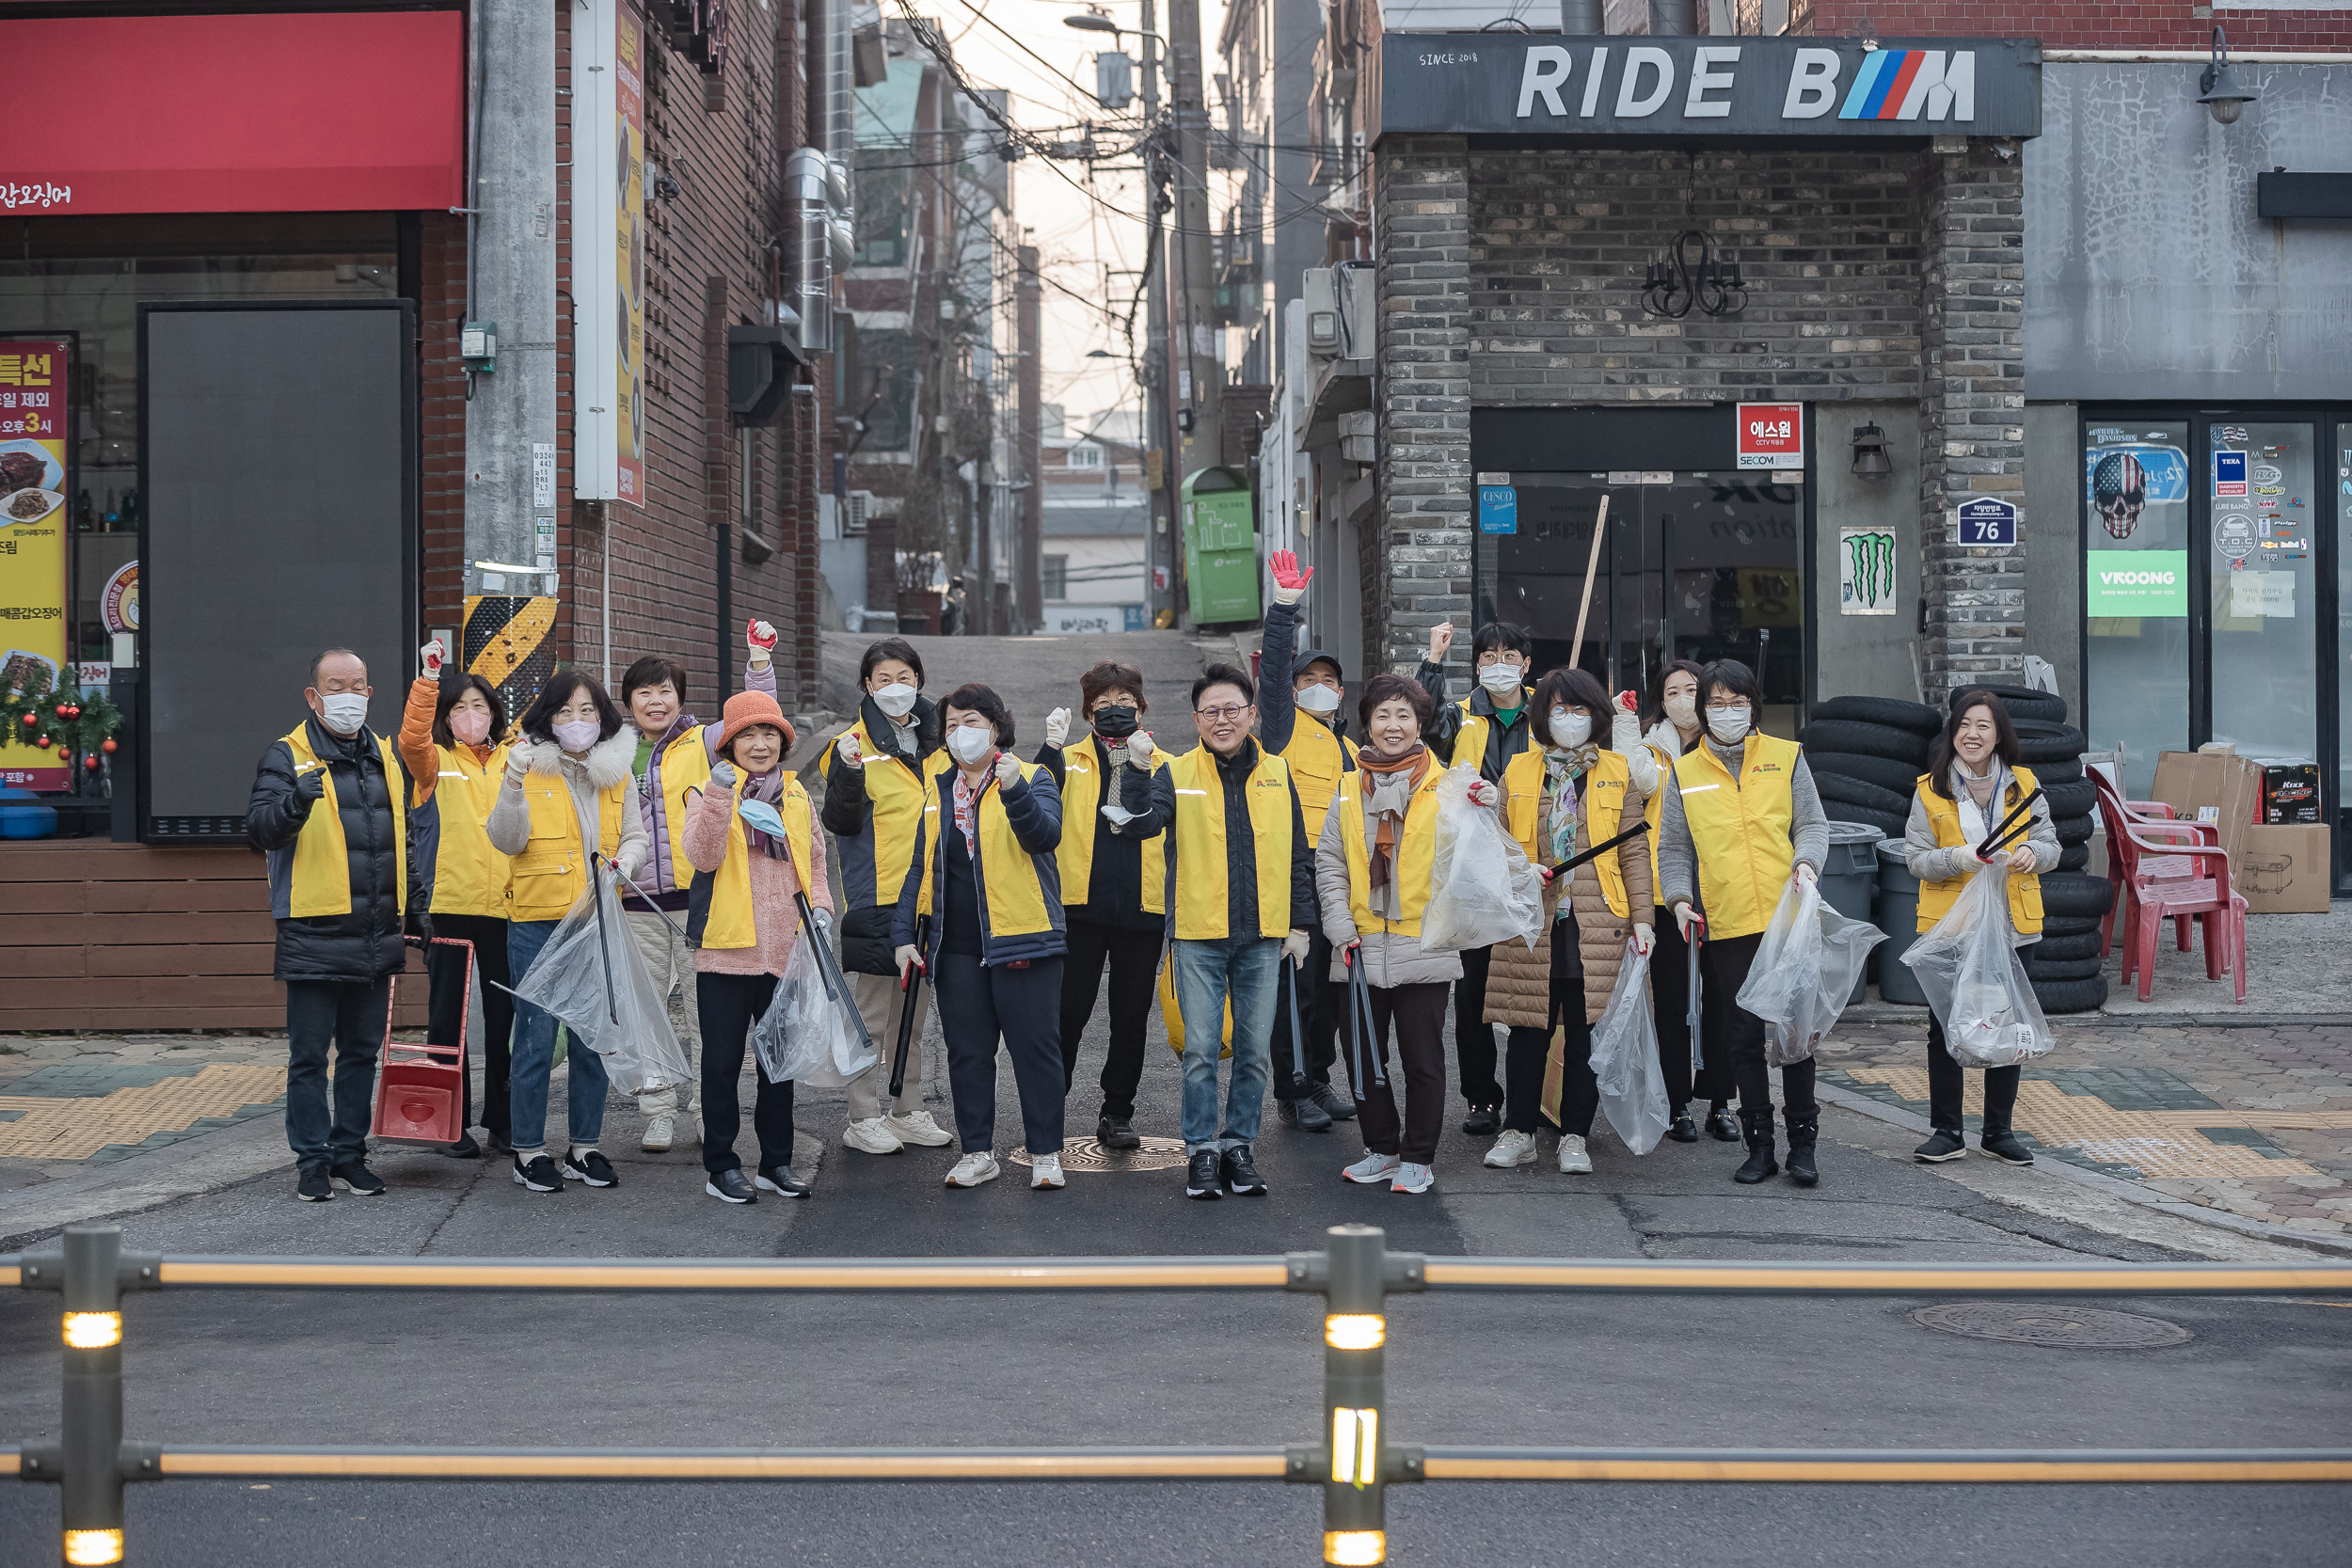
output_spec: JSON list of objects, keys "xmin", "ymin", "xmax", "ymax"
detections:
[
  {"xmin": 1558, "ymin": 1133, "xmax": 1593, "ymax": 1174},
  {"xmin": 1030, "ymin": 1153, "xmax": 1065, "ymax": 1190},
  {"xmin": 1391, "ymin": 1161, "xmax": 1435, "ymax": 1195},
  {"xmin": 1342, "ymin": 1151, "xmax": 1402, "ymax": 1185},
  {"xmin": 1484, "ymin": 1129, "xmax": 1536, "ymax": 1168},
  {"xmin": 945, "ymin": 1151, "xmax": 1000, "ymax": 1188},
  {"xmin": 883, "ymin": 1109, "xmax": 955, "ymax": 1148},
  {"xmin": 842, "ymin": 1117, "xmax": 905, "ymax": 1156},
  {"xmin": 640, "ymin": 1114, "xmax": 675, "ymax": 1153}
]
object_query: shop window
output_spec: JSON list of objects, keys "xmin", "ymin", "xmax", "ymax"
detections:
[
  {"xmin": 2081, "ymin": 420, "xmax": 2192, "ymax": 796},
  {"xmin": 2208, "ymin": 422, "xmax": 2317, "ymax": 768},
  {"xmin": 1043, "ymin": 555, "xmax": 1069, "ymax": 600}
]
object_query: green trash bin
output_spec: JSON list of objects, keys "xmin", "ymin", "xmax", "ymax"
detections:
[
  {"xmin": 1181, "ymin": 466, "xmax": 1261, "ymax": 626},
  {"xmin": 1875, "ymin": 838, "xmax": 1929, "ymax": 1006},
  {"xmin": 1818, "ymin": 821, "xmax": 1883, "ymax": 1005}
]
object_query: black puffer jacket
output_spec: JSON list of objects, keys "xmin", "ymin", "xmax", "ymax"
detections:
[{"xmin": 246, "ymin": 717, "xmax": 412, "ymax": 983}]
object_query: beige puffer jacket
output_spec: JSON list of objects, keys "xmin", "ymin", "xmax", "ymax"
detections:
[{"xmin": 1483, "ymin": 770, "xmax": 1654, "ymax": 1029}]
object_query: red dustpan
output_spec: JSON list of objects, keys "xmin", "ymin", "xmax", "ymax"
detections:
[{"xmin": 372, "ymin": 936, "xmax": 473, "ymax": 1145}]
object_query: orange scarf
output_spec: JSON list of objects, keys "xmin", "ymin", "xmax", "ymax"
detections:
[{"xmin": 1358, "ymin": 744, "xmax": 1430, "ymax": 886}]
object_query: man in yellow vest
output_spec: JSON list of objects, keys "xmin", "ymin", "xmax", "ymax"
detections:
[
  {"xmin": 246, "ymin": 648, "xmax": 416, "ymax": 1203},
  {"xmin": 1120, "ymin": 663, "xmax": 1316, "ymax": 1200}
]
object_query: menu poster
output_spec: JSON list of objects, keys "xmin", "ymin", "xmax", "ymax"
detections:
[
  {"xmin": 615, "ymin": 6, "xmax": 646, "ymax": 507},
  {"xmin": 0, "ymin": 336, "xmax": 70, "ymax": 791}
]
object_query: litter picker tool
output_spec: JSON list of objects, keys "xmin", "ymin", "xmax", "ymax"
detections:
[
  {"xmin": 889, "ymin": 915, "xmax": 929, "ymax": 1100},
  {"xmin": 1553, "ymin": 818, "xmax": 1648, "ymax": 875},
  {"xmin": 600, "ymin": 854, "xmax": 699, "ymax": 949},
  {"xmin": 1343, "ymin": 946, "xmax": 1389, "ymax": 1091},
  {"xmin": 586, "ymin": 861, "xmax": 620, "ymax": 1025},
  {"xmin": 1567, "ymin": 493, "xmax": 1613, "ymax": 670},
  {"xmin": 796, "ymin": 887, "xmax": 878, "ymax": 1061},
  {"xmin": 1687, "ymin": 917, "xmax": 1705, "ymax": 1075},
  {"xmin": 1975, "ymin": 786, "xmax": 2048, "ymax": 863},
  {"xmin": 1283, "ymin": 952, "xmax": 1308, "ymax": 1091}
]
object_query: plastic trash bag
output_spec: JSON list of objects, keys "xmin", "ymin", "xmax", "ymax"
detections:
[
  {"xmin": 1899, "ymin": 866, "xmax": 2055, "ymax": 1069},
  {"xmin": 1735, "ymin": 878, "xmax": 1885, "ymax": 1067},
  {"xmin": 1420, "ymin": 764, "xmax": 1545, "ymax": 954},
  {"xmin": 1586, "ymin": 945, "xmax": 1671, "ymax": 1155},
  {"xmin": 510, "ymin": 877, "xmax": 692, "ymax": 1098},
  {"xmin": 751, "ymin": 925, "xmax": 880, "ymax": 1086}
]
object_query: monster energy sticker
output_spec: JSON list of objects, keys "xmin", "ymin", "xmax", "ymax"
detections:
[{"xmin": 1839, "ymin": 529, "xmax": 1897, "ymax": 615}]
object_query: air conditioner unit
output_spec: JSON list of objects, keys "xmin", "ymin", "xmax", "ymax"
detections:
[
  {"xmin": 1303, "ymin": 267, "xmax": 1340, "ymax": 357},
  {"xmin": 845, "ymin": 490, "xmax": 872, "ymax": 536}
]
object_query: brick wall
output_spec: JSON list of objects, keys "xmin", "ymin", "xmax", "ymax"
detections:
[
  {"xmin": 419, "ymin": 210, "xmax": 468, "ymax": 633},
  {"xmin": 1808, "ymin": 0, "xmax": 2352, "ymax": 52}
]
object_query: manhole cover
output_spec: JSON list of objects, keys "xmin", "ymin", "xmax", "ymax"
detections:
[
  {"xmin": 1911, "ymin": 1302, "xmax": 2191, "ymax": 1349},
  {"xmin": 1008, "ymin": 1135, "xmax": 1190, "ymax": 1173}
]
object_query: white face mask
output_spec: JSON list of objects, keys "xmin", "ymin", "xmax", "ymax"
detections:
[
  {"xmin": 872, "ymin": 682, "xmax": 918, "ymax": 719},
  {"xmin": 1549, "ymin": 708, "xmax": 1591, "ymax": 749},
  {"xmin": 318, "ymin": 692, "xmax": 369, "ymax": 736},
  {"xmin": 1295, "ymin": 684, "xmax": 1341, "ymax": 716},
  {"xmin": 1663, "ymin": 693, "xmax": 1698, "ymax": 727},
  {"xmin": 1707, "ymin": 707, "xmax": 1752, "ymax": 744},
  {"xmin": 1477, "ymin": 661, "xmax": 1525, "ymax": 695},
  {"xmin": 946, "ymin": 725, "xmax": 993, "ymax": 766}
]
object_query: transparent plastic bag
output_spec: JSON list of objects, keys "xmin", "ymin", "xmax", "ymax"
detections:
[
  {"xmin": 1420, "ymin": 764, "xmax": 1545, "ymax": 954},
  {"xmin": 1899, "ymin": 865, "xmax": 2055, "ymax": 1069},
  {"xmin": 1734, "ymin": 878, "xmax": 1885, "ymax": 1067},
  {"xmin": 751, "ymin": 926, "xmax": 880, "ymax": 1087},
  {"xmin": 510, "ymin": 878, "xmax": 692, "ymax": 1098},
  {"xmin": 1587, "ymin": 945, "xmax": 1670, "ymax": 1155}
]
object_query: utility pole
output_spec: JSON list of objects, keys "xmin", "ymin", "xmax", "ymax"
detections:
[
  {"xmin": 464, "ymin": 0, "xmax": 559, "ymax": 703},
  {"xmin": 1016, "ymin": 244, "xmax": 1043, "ymax": 630},
  {"xmin": 1167, "ymin": 0, "xmax": 1222, "ymax": 588},
  {"xmin": 1137, "ymin": 0, "xmax": 1175, "ymax": 629}
]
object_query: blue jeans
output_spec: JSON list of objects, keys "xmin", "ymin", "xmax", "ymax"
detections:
[
  {"xmin": 506, "ymin": 917, "xmax": 610, "ymax": 1154},
  {"xmin": 1171, "ymin": 936, "xmax": 1279, "ymax": 1153}
]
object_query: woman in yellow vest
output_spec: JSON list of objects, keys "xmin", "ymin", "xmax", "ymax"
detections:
[
  {"xmin": 890, "ymin": 683, "xmax": 1068, "ymax": 1192},
  {"xmin": 1617, "ymin": 657, "xmax": 1737, "ymax": 1146},
  {"xmin": 1480, "ymin": 668, "xmax": 1655, "ymax": 1177},
  {"xmin": 680, "ymin": 690, "xmax": 830, "ymax": 1203},
  {"xmin": 1311, "ymin": 673, "xmax": 1459, "ymax": 1195},
  {"xmin": 1655, "ymin": 658, "xmax": 1831, "ymax": 1186},
  {"xmin": 1036, "ymin": 660, "xmax": 1166, "ymax": 1150},
  {"xmin": 486, "ymin": 672, "xmax": 648, "ymax": 1195},
  {"xmin": 397, "ymin": 638, "xmax": 516, "ymax": 1159},
  {"xmin": 1902, "ymin": 689, "xmax": 2057, "ymax": 1168}
]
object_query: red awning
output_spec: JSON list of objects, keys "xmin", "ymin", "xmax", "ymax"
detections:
[{"xmin": 2, "ymin": 10, "xmax": 464, "ymax": 214}]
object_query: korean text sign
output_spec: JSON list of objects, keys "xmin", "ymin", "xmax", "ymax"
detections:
[{"xmin": 0, "ymin": 339, "xmax": 70, "ymax": 789}]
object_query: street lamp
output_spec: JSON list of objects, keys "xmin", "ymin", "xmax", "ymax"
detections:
[
  {"xmin": 2198, "ymin": 26, "xmax": 2257, "ymax": 126},
  {"xmin": 1064, "ymin": 11, "xmax": 1120, "ymax": 32}
]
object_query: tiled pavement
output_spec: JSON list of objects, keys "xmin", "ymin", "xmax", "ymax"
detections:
[{"xmin": 0, "ymin": 1035, "xmax": 286, "ymax": 1187}]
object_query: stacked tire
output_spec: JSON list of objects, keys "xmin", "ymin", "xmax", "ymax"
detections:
[
  {"xmin": 1798, "ymin": 695, "xmax": 1943, "ymax": 845},
  {"xmin": 1968, "ymin": 685, "xmax": 2113, "ymax": 1014}
]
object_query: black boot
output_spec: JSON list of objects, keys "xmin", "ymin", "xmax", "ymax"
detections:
[
  {"xmin": 1733, "ymin": 1106, "xmax": 1779, "ymax": 1184},
  {"xmin": 1784, "ymin": 1110, "xmax": 1820, "ymax": 1187}
]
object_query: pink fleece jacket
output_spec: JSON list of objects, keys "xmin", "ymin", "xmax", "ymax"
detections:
[{"xmin": 681, "ymin": 779, "xmax": 834, "ymax": 976}]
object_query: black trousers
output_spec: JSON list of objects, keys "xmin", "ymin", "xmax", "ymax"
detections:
[
  {"xmin": 1452, "ymin": 942, "xmax": 1502, "ymax": 1109},
  {"xmin": 1649, "ymin": 911, "xmax": 1732, "ymax": 1114},
  {"xmin": 1347, "ymin": 980, "xmax": 1451, "ymax": 1165},
  {"xmin": 1057, "ymin": 917, "xmax": 1160, "ymax": 1119},
  {"xmin": 695, "ymin": 972, "xmax": 796, "ymax": 1175},
  {"xmin": 424, "ymin": 912, "xmax": 513, "ymax": 1143},
  {"xmin": 1700, "ymin": 930, "xmax": 1817, "ymax": 1121},
  {"xmin": 1503, "ymin": 920, "xmax": 1597, "ymax": 1136},
  {"xmin": 936, "ymin": 954, "xmax": 1067, "ymax": 1156},
  {"xmin": 1272, "ymin": 927, "xmax": 1342, "ymax": 1100},
  {"xmin": 1928, "ymin": 1013, "xmax": 2021, "ymax": 1136},
  {"xmin": 283, "ymin": 976, "xmax": 389, "ymax": 1172}
]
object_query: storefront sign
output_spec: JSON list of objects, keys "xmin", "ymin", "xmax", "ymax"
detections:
[
  {"xmin": 2213, "ymin": 450, "xmax": 2248, "ymax": 498},
  {"xmin": 1378, "ymin": 37, "xmax": 2041, "ymax": 140},
  {"xmin": 575, "ymin": 0, "xmax": 650, "ymax": 506},
  {"xmin": 2086, "ymin": 550, "xmax": 2188, "ymax": 617},
  {"xmin": 1953, "ymin": 497, "xmax": 2017, "ymax": 547},
  {"xmin": 1477, "ymin": 484, "xmax": 1518, "ymax": 534},
  {"xmin": 1736, "ymin": 404, "xmax": 1804, "ymax": 470},
  {"xmin": 100, "ymin": 561, "xmax": 138, "ymax": 633},
  {"xmin": 0, "ymin": 339, "xmax": 70, "ymax": 789},
  {"xmin": 1838, "ymin": 529, "xmax": 1897, "ymax": 615}
]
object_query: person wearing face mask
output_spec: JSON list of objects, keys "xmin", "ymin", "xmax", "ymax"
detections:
[
  {"xmin": 1623, "ymin": 659, "xmax": 1736, "ymax": 1146},
  {"xmin": 396, "ymin": 637, "xmax": 516, "ymax": 1159},
  {"xmin": 247, "ymin": 648, "xmax": 416, "ymax": 1202},
  {"xmin": 819, "ymin": 638, "xmax": 956, "ymax": 1158},
  {"xmin": 1479, "ymin": 669, "xmax": 1656, "ymax": 1176},
  {"xmin": 486, "ymin": 671, "xmax": 649, "ymax": 1196},
  {"xmin": 1656, "ymin": 659, "xmax": 1831, "ymax": 1186},
  {"xmin": 1258, "ymin": 549, "xmax": 1359, "ymax": 1134},
  {"xmin": 1903, "ymin": 690, "xmax": 2057, "ymax": 1167},
  {"xmin": 890, "ymin": 684, "xmax": 1068, "ymax": 1191},
  {"xmin": 1036, "ymin": 661, "xmax": 1168, "ymax": 1149},
  {"xmin": 1414, "ymin": 618, "xmax": 1536, "ymax": 1138}
]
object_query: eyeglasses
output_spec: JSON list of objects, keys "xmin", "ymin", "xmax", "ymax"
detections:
[{"xmin": 1195, "ymin": 704, "xmax": 1251, "ymax": 723}]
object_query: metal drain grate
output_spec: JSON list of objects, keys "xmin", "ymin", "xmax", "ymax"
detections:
[
  {"xmin": 1008, "ymin": 1135, "xmax": 1191, "ymax": 1173},
  {"xmin": 1911, "ymin": 1301, "xmax": 2192, "ymax": 1349}
]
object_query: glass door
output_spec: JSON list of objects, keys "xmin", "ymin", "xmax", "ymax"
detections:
[
  {"xmin": 2208, "ymin": 420, "xmax": 2320, "ymax": 765},
  {"xmin": 2082, "ymin": 418, "xmax": 2192, "ymax": 796}
]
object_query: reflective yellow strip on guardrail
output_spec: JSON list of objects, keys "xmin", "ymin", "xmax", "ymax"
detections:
[
  {"xmin": 155, "ymin": 1448, "xmax": 1291, "ymax": 1481},
  {"xmin": 1418, "ymin": 1449, "xmax": 2352, "ymax": 1483},
  {"xmin": 1419, "ymin": 1260, "xmax": 2352, "ymax": 1294},
  {"xmin": 154, "ymin": 1259, "xmax": 1291, "ymax": 1291}
]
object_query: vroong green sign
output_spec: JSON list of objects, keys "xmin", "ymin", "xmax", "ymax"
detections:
[{"xmin": 2086, "ymin": 550, "xmax": 2187, "ymax": 617}]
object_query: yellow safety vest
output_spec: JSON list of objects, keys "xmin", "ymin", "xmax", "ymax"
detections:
[
  {"xmin": 912, "ymin": 754, "xmax": 1057, "ymax": 941},
  {"xmin": 425, "ymin": 741, "xmax": 512, "ymax": 918},
  {"xmin": 1334, "ymin": 763, "xmax": 1444, "ymax": 938},
  {"xmin": 688, "ymin": 773, "xmax": 819, "ymax": 951},
  {"xmin": 507, "ymin": 766, "xmax": 629, "ymax": 922},
  {"xmin": 282, "ymin": 726, "xmax": 408, "ymax": 919},
  {"xmin": 1913, "ymin": 766, "xmax": 2045, "ymax": 935},
  {"xmin": 648, "ymin": 725, "xmax": 714, "ymax": 890},
  {"xmin": 818, "ymin": 712, "xmax": 932, "ymax": 908},
  {"xmin": 1453, "ymin": 689, "xmax": 1534, "ymax": 778},
  {"xmin": 1054, "ymin": 737, "xmax": 1166, "ymax": 914},
  {"xmin": 1164, "ymin": 744, "xmax": 1295, "ymax": 941},
  {"xmin": 1504, "ymin": 750, "xmax": 1634, "ymax": 919},
  {"xmin": 1275, "ymin": 715, "xmax": 1357, "ymax": 844},
  {"xmin": 1672, "ymin": 733, "xmax": 1802, "ymax": 942}
]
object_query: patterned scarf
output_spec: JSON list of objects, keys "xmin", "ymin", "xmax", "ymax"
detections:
[{"xmin": 1544, "ymin": 743, "xmax": 1599, "ymax": 867}]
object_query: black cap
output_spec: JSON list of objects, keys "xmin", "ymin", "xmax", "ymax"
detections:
[{"xmin": 1294, "ymin": 648, "xmax": 1344, "ymax": 683}]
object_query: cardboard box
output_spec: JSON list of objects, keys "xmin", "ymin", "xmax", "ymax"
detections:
[
  {"xmin": 2150, "ymin": 750, "xmax": 2262, "ymax": 866},
  {"xmin": 2237, "ymin": 823, "xmax": 2331, "ymax": 913},
  {"xmin": 2254, "ymin": 760, "xmax": 2322, "ymax": 824}
]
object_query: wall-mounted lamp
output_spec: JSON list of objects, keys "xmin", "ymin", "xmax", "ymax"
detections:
[
  {"xmin": 1850, "ymin": 421, "xmax": 1892, "ymax": 477},
  {"xmin": 2198, "ymin": 26, "xmax": 2257, "ymax": 126},
  {"xmin": 1641, "ymin": 231, "xmax": 1743, "ymax": 320}
]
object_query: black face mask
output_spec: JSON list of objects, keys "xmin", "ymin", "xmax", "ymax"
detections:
[{"xmin": 1091, "ymin": 705, "xmax": 1139, "ymax": 739}]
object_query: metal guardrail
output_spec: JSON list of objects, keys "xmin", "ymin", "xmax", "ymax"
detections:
[{"xmin": 8, "ymin": 1225, "xmax": 2352, "ymax": 1567}]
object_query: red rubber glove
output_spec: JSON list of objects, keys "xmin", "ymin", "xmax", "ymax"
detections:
[
  {"xmin": 746, "ymin": 618, "xmax": 779, "ymax": 655},
  {"xmin": 1269, "ymin": 548, "xmax": 1312, "ymax": 606}
]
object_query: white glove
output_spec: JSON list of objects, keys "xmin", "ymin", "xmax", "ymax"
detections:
[
  {"xmin": 745, "ymin": 618, "xmax": 777, "ymax": 666},
  {"xmin": 1282, "ymin": 929, "xmax": 1311, "ymax": 967},
  {"xmin": 813, "ymin": 907, "xmax": 832, "ymax": 933},
  {"xmin": 894, "ymin": 944, "xmax": 923, "ymax": 980},
  {"xmin": 420, "ymin": 637, "xmax": 448, "ymax": 679},
  {"xmin": 1792, "ymin": 863, "xmax": 1818, "ymax": 890},
  {"xmin": 1044, "ymin": 707, "xmax": 1072, "ymax": 748},
  {"xmin": 708, "ymin": 759, "xmax": 738, "ymax": 791},
  {"xmin": 1128, "ymin": 731, "xmax": 1155, "ymax": 767},
  {"xmin": 1630, "ymin": 924, "xmax": 1656, "ymax": 958},
  {"xmin": 502, "ymin": 752, "xmax": 531, "ymax": 789},
  {"xmin": 1467, "ymin": 779, "xmax": 1501, "ymax": 809},
  {"xmin": 993, "ymin": 752, "xmax": 1021, "ymax": 786},
  {"xmin": 1674, "ymin": 902, "xmax": 1705, "ymax": 942},
  {"xmin": 835, "ymin": 731, "xmax": 864, "ymax": 768}
]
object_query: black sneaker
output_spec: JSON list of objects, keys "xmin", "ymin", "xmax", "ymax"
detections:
[
  {"xmin": 705, "ymin": 1168, "xmax": 757, "ymax": 1203},
  {"xmin": 1461, "ymin": 1104, "xmax": 1501, "ymax": 1137},
  {"xmin": 756, "ymin": 1164, "xmax": 813, "ymax": 1198},
  {"xmin": 1707, "ymin": 1105, "xmax": 1741, "ymax": 1142},
  {"xmin": 1096, "ymin": 1114, "xmax": 1142, "ymax": 1150},
  {"xmin": 512, "ymin": 1153, "xmax": 564, "ymax": 1193},
  {"xmin": 1666, "ymin": 1114, "xmax": 1700, "ymax": 1144},
  {"xmin": 1307, "ymin": 1083, "xmax": 1358, "ymax": 1123},
  {"xmin": 1222, "ymin": 1144, "xmax": 1268, "ymax": 1196},
  {"xmin": 440, "ymin": 1132, "xmax": 483, "ymax": 1160},
  {"xmin": 1185, "ymin": 1148, "xmax": 1223, "ymax": 1200},
  {"xmin": 295, "ymin": 1168, "xmax": 334, "ymax": 1203},
  {"xmin": 484, "ymin": 1132, "xmax": 514, "ymax": 1156},
  {"xmin": 329, "ymin": 1161, "xmax": 387, "ymax": 1196},
  {"xmin": 1914, "ymin": 1129, "xmax": 1967, "ymax": 1163},
  {"xmin": 1279, "ymin": 1095, "xmax": 1334, "ymax": 1133},
  {"xmin": 562, "ymin": 1149, "xmax": 619, "ymax": 1188},
  {"xmin": 1979, "ymin": 1132, "xmax": 2036, "ymax": 1166}
]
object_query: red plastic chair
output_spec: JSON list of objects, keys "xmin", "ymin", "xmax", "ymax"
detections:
[
  {"xmin": 2090, "ymin": 771, "xmax": 2216, "ymax": 957},
  {"xmin": 2089, "ymin": 774, "xmax": 2245, "ymax": 1003},
  {"xmin": 372, "ymin": 936, "xmax": 474, "ymax": 1144}
]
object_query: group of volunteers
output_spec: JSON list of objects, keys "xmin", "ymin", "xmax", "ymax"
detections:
[{"xmin": 247, "ymin": 570, "xmax": 2056, "ymax": 1206}]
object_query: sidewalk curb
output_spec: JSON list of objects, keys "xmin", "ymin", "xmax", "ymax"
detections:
[
  {"xmin": 0, "ymin": 1110, "xmax": 294, "ymax": 1252},
  {"xmin": 1843, "ymin": 1001, "xmax": 2352, "ymax": 1029},
  {"xmin": 1815, "ymin": 1081, "xmax": 2352, "ymax": 1259}
]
